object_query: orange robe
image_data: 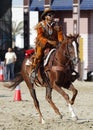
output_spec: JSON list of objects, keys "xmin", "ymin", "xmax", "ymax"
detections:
[{"xmin": 33, "ymin": 20, "xmax": 64, "ymax": 67}]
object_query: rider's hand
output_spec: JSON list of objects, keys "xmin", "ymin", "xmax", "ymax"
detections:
[
  {"xmin": 54, "ymin": 25, "xmax": 60, "ymax": 31},
  {"xmin": 48, "ymin": 40, "xmax": 56, "ymax": 46}
]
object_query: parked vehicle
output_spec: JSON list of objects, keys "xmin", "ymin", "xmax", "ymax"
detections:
[{"xmin": 87, "ymin": 71, "xmax": 93, "ymax": 81}]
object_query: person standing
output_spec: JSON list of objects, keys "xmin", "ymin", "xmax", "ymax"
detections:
[{"xmin": 4, "ymin": 47, "xmax": 17, "ymax": 81}]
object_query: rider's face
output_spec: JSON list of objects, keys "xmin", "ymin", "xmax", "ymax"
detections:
[{"xmin": 45, "ymin": 13, "xmax": 54, "ymax": 24}]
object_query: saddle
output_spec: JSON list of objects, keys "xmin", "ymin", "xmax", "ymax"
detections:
[{"xmin": 30, "ymin": 48, "xmax": 56, "ymax": 84}]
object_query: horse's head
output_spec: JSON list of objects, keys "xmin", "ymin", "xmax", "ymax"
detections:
[{"xmin": 61, "ymin": 34, "xmax": 79, "ymax": 66}]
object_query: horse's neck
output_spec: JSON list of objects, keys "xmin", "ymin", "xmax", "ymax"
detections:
[{"xmin": 54, "ymin": 44, "xmax": 67, "ymax": 66}]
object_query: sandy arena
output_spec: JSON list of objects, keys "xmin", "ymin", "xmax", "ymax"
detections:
[{"xmin": 0, "ymin": 80, "xmax": 93, "ymax": 130}]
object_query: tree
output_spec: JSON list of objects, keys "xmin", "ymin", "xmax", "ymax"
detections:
[{"xmin": 12, "ymin": 21, "xmax": 23, "ymax": 48}]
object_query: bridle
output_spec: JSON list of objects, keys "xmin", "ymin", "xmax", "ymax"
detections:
[{"xmin": 63, "ymin": 40, "xmax": 79, "ymax": 66}]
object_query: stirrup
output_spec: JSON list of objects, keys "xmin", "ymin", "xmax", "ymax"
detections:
[
  {"xmin": 31, "ymin": 69, "xmax": 36, "ymax": 78},
  {"xmin": 30, "ymin": 69, "xmax": 36, "ymax": 83}
]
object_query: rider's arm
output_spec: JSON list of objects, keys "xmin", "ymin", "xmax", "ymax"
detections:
[
  {"xmin": 58, "ymin": 29, "xmax": 64, "ymax": 42},
  {"xmin": 38, "ymin": 29, "xmax": 47, "ymax": 45},
  {"xmin": 37, "ymin": 23, "xmax": 48, "ymax": 46},
  {"xmin": 37, "ymin": 23, "xmax": 56, "ymax": 47},
  {"xmin": 54, "ymin": 25, "xmax": 64, "ymax": 42}
]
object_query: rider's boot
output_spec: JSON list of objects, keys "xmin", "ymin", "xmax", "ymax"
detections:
[
  {"xmin": 29, "ymin": 65, "xmax": 36, "ymax": 83},
  {"xmin": 30, "ymin": 58, "xmax": 40, "ymax": 81}
]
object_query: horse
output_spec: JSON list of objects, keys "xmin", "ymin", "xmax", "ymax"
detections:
[{"xmin": 4, "ymin": 34, "xmax": 80, "ymax": 124}]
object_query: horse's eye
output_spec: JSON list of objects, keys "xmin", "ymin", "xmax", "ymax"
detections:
[
  {"xmin": 68, "ymin": 44, "xmax": 72, "ymax": 49},
  {"xmin": 68, "ymin": 44, "xmax": 73, "ymax": 52}
]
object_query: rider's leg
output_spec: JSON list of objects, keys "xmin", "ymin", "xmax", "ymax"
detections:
[{"xmin": 30, "ymin": 46, "xmax": 43, "ymax": 73}]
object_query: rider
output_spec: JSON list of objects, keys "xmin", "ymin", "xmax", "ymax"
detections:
[{"xmin": 30, "ymin": 8, "xmax": 64, "ymax": 74}]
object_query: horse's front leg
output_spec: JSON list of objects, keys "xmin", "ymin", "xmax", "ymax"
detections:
[
  {"xmin": 53, "ymin": 83, "xmax": 71, "ymax": 104},
  {"xmin": 68, "ymin": 84, "xmax": 78, "ymax": 105},
  {"xmin": 46, "ymin": 87, "xmax": 63, "ymax": 119},
  {"xmin": 68, "ymin": 103, "xmax": 78, "ymax": 120},
  {"xmin": 68, "ymin": 84, "xmax": 78, "ymax": 120},
  {"xmin": 29, "ymin": 88, "xmax": 45, "ymax": 124},
  {"xmin": 53, "ymin": 83, "xmax": 78, "ymax": 120}
]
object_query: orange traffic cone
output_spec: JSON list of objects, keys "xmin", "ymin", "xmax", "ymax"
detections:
[
  {"xmin": 0, "ymin": 66, "xmax": 4, "ymax": 81},
  {"xmin": 14, "ymin": 85, "xmax": 22, "ymax": 101}
]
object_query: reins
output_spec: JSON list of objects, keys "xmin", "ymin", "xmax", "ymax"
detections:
[
  {"xmin": 50, "ymin": 37, "xmax": 79, "ymax": 72},
  {"xmin": 54, "ymin": 41, "xmax": 74, "ymax": 67}
]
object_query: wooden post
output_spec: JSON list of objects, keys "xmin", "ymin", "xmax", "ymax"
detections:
[
  {"xmin": 23, "ymin": 0, "xmax": 30, "ymax": 49},
  {"xmin": 73, "ymin": 0, "xmax": 80, "ymax": 35},
  {"xmin": 73, "ymin": 0, "xmax": 82, "ymax": 80},
  {"xmin": 44, "ymin": 0, "xmax": 51, "ymax": 9}
]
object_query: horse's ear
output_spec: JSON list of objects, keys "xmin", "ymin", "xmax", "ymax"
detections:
[
  {"xmin": 64, "ymin": 34, "xmax": 67, "ymax": 39},
  {"xmin": 64, "ymin": 34, "xmax": 71, "ymax": 39},
  {"xmin": 77, "ymin": 34, "xmax": 79, "ymax": 37},
  {"xmin": 74, "ymin": 33, "xmax": 79, "ymax": 38},
  {"xmin": 67, "ymin": 34, "xmax": 74, "ymax": 39},
  {"xmin": 69, "ymin": 34, "xmax": 73, "ymax": 37}
]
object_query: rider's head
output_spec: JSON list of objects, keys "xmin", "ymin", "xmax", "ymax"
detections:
[{"xmin": 41, "ymin": 9, "xmax": 55, "ymax": 24}]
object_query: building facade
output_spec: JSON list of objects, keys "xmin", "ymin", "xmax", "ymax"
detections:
[
  {"xmin": 30, "ymin": 0, "xmax": 93, "ymax": 80},
  {"xmin": 1, "ymin": 0, "xmax": 92, "ymax": 80}
]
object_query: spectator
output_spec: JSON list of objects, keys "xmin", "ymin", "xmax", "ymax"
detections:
[{"xmin": 4, "ymin": 47, "xmax": 17, "ymax": 81}]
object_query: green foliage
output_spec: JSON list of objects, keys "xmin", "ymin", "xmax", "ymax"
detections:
[{"xmin": 12, "ymin": 21, "xmax": 23, "ymax": 42}]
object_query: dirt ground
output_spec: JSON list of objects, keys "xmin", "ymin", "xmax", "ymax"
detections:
[{"xmin": 0, "ymin": 80, "xmax": 93, "ymax": 130}]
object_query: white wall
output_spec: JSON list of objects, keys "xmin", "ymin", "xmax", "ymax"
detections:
[
  {"xmin": 12, "ymin": 7, "xmax": 24, "ymax": 48},
  {"xmin": 12, "ymin": 8, "xmax": 38, "ymax": 49},
  {"xmin": 12, "ymin": 7, "xmax": 23, "ymax": 26},
  {"xmin": 29, "ymin": 11, "xmax": 38, "ymax": 48}
]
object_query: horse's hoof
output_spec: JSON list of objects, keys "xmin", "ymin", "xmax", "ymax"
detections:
[
  {"xmin": 40, "ymin": 118, "xmax": 45, "ymax": 124},
  {"xmin": 70, "ymin": 101, "xmax": 74, "ymax": 105},
  {"xmin": 72, "ymin": 116, "xmax": 78, "ymax": 121},
  {"xmin": 57, "ymin": 114, "xmax": 63, "ymax": 119},
  {"xmin": 59, "ymin": 114, "xmax": 63, "ymax": 119}
]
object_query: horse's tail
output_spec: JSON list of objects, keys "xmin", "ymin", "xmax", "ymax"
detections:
[{"xmin": 3, "ymin": 72, "xmax": 23, "ymax": 90}]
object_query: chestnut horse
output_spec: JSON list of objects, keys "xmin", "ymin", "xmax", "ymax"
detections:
[{"xmin": 4, "ymin": 34, "xmax": 79, "ymax": 123}]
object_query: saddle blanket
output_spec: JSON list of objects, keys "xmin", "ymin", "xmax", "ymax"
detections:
[
  {"xmin": 25, "ymin": 48, "xmax": 56, "ymax": 66},
  {"xmin": 25, "ymin": 59, "xmax": 32, "ymax": 66},
  {"xmin": 44, "ymin": 48, "xmax": 56, "ymax": 66}
]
